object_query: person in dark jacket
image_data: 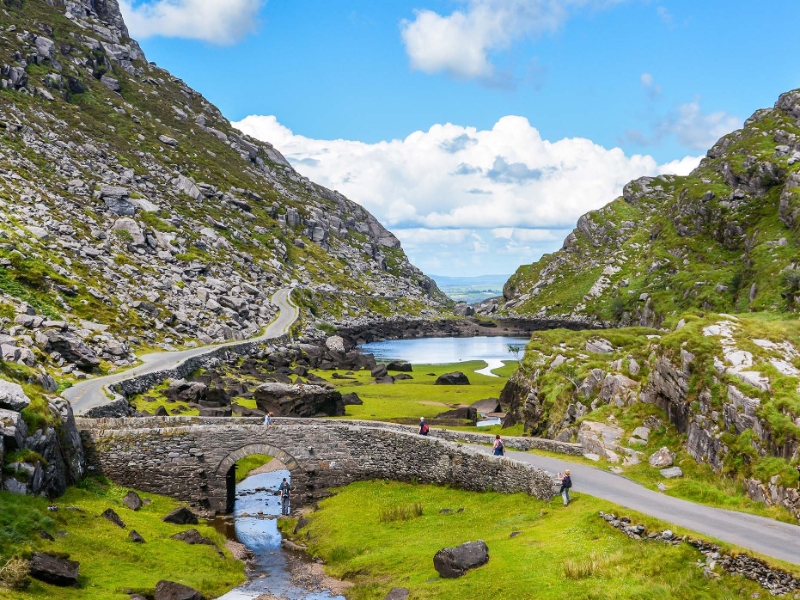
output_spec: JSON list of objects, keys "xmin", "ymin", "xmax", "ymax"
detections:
[
  {"xmin": 278, "ymin": 477, "xmax": 291, "ymax": 515},
  {"xmin": 558, "ymin": 470, "xmax": 572, "ymax": 506}
]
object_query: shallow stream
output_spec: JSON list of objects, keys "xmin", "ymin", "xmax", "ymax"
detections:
[{"xmin": 214, "ymin": 470, "xmax": 344, "ymax": 600}]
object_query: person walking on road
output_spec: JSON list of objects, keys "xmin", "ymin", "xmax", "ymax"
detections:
[
  {"xmin": 558, "ymin": 470, "xmax": 572, "ymax": 506},
  {"xmin": 419, "ymin": 417, "xmax": 429, "ymax": 436},
  {"xmin": 493, "ymin": 434, "xmax": 505, "ymax": 456},
  {"xmin": 278, "ymin": 477, "xmax": 291, "ymax": 515}
]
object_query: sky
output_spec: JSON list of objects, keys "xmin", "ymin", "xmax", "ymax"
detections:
[{"xmin": 120, "ymin": 0, "xmax": 800, "ymax": 277}]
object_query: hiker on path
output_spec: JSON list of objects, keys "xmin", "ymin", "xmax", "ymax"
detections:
[
  {"xmin": 558, "ymin": 470, "xmax": 572, "ymax": 506},
  {"xmin": 264, "ymin": 412, "xmax": 274, "ymax": 426},
  {"xmin": 419, "ymin": 417, "xmax": 429, "ymax": 436},
  {"xmin": 278, "ymin": 477, "xmax": 291, "ymax": 515},
  {"xmin": 493, "ymin": 434, "xmax": 505, "ymax": 456}
]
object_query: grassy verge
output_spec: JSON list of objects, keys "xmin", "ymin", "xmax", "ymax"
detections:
[
  {"xmin": 0, "ymin": 477, "xmax": 244, "ymax": 599},
  {"xmin": 283, "ymin": 480, "xmax": 772, "ymax": 600},
  {"xmin": 235, "ymin": 454, "xmax": 273, "ymax": 483},
  {"xmin": 315, "ymin": 360, "xmax": 516, "ymax": 423}
]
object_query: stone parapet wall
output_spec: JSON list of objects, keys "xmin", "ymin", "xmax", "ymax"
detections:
[
  {"xmin": 77, "ymin": 417, "xmax": 557, "ymax": 513},
  {"xmin": 323, "ymin": 419, "xmax": 583, "ymax": 455}
]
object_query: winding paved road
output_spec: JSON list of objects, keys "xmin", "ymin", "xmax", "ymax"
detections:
[
  {"xmin": 468, "ymin": 444, "xmax": 800, "ymax": 565},
  {"xmin": 64, "ymin": 288, "xmax": 298, "ymax": 416}
]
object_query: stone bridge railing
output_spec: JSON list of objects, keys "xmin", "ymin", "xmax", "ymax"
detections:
[{"xmin": 77, "ymin": 417, "xmax": 560, "ymax": 513}]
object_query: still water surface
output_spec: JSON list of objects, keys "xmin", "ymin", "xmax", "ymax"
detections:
[{"xmin": 359, "ymin": 336, "xmax": 529, "ymax": 376}]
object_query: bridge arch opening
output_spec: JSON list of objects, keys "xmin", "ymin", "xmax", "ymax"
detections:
[{"xmin": 215, "ymin": 443, "xmax": 300, "ymax": 513}]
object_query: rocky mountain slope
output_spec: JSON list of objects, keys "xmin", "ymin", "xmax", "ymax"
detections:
[
  {"xmin": 493, "ymin": 89, "xmax": 800, "ymax": 327},
  {"xmin": 0, "ymin": 0, "xmax": 447, "ymax": 496},
  {"xmin": 0, "ymin": 0, "xmax": 446, "ymax": 377},
  {"xmin": 496, "ymin": 89, "xmax": 800, "ymax": 519}
]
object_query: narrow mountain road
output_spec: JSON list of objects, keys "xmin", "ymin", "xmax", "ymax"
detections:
[
  {"xmin": 64, "ymin": 288, "xmax": 298, "ymax": 416},
  {"xmin": 468, "ymin": 444, "xmax": 800, "ymax": 566}
]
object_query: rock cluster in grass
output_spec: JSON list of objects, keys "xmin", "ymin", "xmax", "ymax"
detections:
[{"xmin": 599, "ymin": 511, "xmax": 800, "ymax": 596}]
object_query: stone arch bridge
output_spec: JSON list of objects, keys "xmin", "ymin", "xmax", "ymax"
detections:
[{"xmin": 77, "ymin": 417, "xmax": 559, "ymax": 513}]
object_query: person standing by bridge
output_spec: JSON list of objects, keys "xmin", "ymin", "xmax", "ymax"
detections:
[
  {"xmin": 264, "ymin": 412, "xmax": 274, "ymax": 427},
  {"xmin": 558, "ymin": 470, "xmax": 572, "ymax": 506},
  {"xmin": 278, "ymin": 477, "xmax": 291, "ymax": 515},
  {"xmin": 419, "ymin": 417, "xmax": 429, "ymax": 436},
  {"xmin": 493, "ymin": 434, "xmax": 505, "ymax": 456}
]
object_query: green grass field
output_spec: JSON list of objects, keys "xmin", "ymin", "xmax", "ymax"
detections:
[
  {"xmin": 314, "ymin": 360, "xmax": 516, "ymax": 424},
  {"xmin": 0, "ymin": 477, "xmax": 244, "ymax": 599},
  {"xmin": 283, "ymin": 480, "xmax": 771, "ymax": 600},
  {"xmin": 235, "ymin": 454, "xmax": 273, "ymax": 483}
]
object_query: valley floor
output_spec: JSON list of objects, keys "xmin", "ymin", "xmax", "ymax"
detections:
[{"xmin": 281, "ymin": 480, "xmax": 774, "ymax": 600}]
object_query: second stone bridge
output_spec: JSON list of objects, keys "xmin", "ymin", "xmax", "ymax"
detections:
[{"xmin": 77, "ymin": 417, "xmax": 567, "ymax": 513}]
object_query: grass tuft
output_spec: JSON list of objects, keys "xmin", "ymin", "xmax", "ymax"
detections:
[{"xmin": 379, "ymin": 503, "xmax": 423, "ymax": 523}]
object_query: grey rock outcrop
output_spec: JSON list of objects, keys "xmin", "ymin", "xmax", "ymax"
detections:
[{"xmin": 254, "ymin": 382, "xmax": 344, "ymax": 417}]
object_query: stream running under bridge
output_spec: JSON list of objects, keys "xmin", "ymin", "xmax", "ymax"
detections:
[{"xmin": 77, "ymin": 417, "xmax": 562, "ymax": 513}]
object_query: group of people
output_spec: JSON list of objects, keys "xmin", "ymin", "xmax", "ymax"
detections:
[{"xmin": 417, "ymin": 418, "xmax": 574, "ymax": 506}]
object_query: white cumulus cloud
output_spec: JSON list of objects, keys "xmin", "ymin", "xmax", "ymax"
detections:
[
  {"xmin": 664, "ymin": 99, "xmax": 742, "ymax": 151},
  {"xmin": 120, "ymin": 0, "xmax": 263, "ymax": 45},
  {"xmin": 233, "ymin": 114, "xmax": 700, "ymax": 275},
  {"xmin": 400, "ymin": 0, "xmax": 623, "ymax": 82}
]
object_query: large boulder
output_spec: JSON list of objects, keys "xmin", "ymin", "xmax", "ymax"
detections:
[
  {"xmin": 0, "ymin": 379, "xmax": 31, "ymax": 411},
  {"xmin": 371, "ymin": 364, "xmax": 388, "ymax": 378},
  {"xmin": 325, "ymin": 335, "xmax": 345, "ymax": 354},
  {"xmin": 471, "ymin": 398, "xmax": 501, "ymax": 415},
  {"xmin": 154, "ymin": 580, "xmax": 205, "ymax": 600},
  {"xmin": 585, "ymin": 338, "xmax": 614, "ymax": 354},
  {"xmin": 165, "ymin": 380, "xmax": 207, "ymax": 403},
  {"xmin": 101, "ymin": 508, "xmax": 126, "ymax": 528},
  {"xmin": 162, "ymin": 507, "xmax": 199, "ymax": 525},
  {"xmin": 433, "ymin": 540, "xmax": 489, "ymax": 578},
  {"xmin": 435, "ymin": 372, "xmax": 470, "ymax": 386},
  {"xmin": 387, "ymin": 360, "xmax": 412, "ymax": 372},
  {"xmin": 649, "ymin": 447, "xmax": 675, "ymax": 468},
  {"xmin": 436, "ymin": 407, "xmax": 478, "ymax": 421},
  {"xmin": 254, "ymin": 382, "xmax": 344, "ymax": 417},
  {"xmin": 34, "ymin": 330, "xmax": 100, "ymax": 369},
  {"xmin": 29, "ymin": 553, "xmax": 79, "ymax": 586},
  {"xmin": 0, "ymin": 408, "xmax": 27, "ymax": 450},
  {"xmin": 342, "ymin": 392, "xmax": 363, "ymax": 405},
  {"xmin": 122, "ymin": 491, "xmax": 143, "ymax": 511}
]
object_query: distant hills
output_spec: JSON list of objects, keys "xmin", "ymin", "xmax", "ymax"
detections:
[{"xmin": 430, "ymin": 274, "xmax": 510, "ymax": 304}]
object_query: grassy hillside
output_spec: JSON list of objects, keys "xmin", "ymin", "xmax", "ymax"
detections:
[{"xmin": 499, "ymin": 90, "xmax": 800, "ymax": 327}]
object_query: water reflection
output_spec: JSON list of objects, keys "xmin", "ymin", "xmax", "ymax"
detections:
[
  {"xmin": 360, "ymin": 336, "xmax": 529, "ymax": 377},
  {"xmin": 215, "ymin": 470, "xmax": 343, "ymax": 600}
]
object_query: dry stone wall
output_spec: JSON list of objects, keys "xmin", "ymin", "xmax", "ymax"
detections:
[{"xmin": 77, "ymin": 417, "xmax": 557, "ymax": 513}]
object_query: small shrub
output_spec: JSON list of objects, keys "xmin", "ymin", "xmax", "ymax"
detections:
[
  {"xmin": 0, "ymin": 557, "xmax": 30, "ymax": 590},
  {"xmin": 317, "ymin": 322, "xmax": 337, "ymax": 336},
  {"xmin": 329, "ymin": 545, "xmax": 361, "ymax": 564},
  {"xmin": 379, "ymin": 503, "xmax": 423, "ymax": 523},
  {"xmin": 563, "ymin": 552, "xmax": 619, "ymax": 580}
]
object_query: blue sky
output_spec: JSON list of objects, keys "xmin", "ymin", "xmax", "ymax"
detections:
[{"xmin": 122, "ymin": 0, "xmax": 800, "ymax": 277}]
